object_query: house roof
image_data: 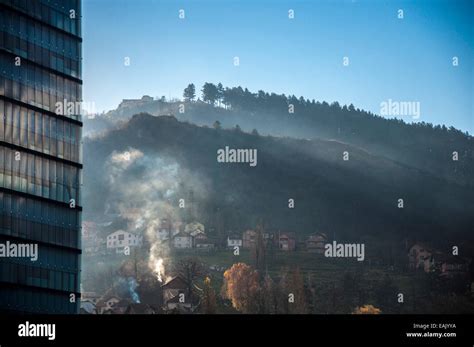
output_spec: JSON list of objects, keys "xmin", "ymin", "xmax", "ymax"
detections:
[
  {"xmin": 190, "ymin": 228, "xmax": 206, "ymax": 235},
  {"xmin": 161, "ymin": 275, "xmax": 189, "ymax": 289},
  {"xmin": 96, "ymin": 295, "xmax": 122, "ymax": 310},
  {"xmin": 80, "ymin": 300, "xmax": 96, "ymax": 314},
  {"xmin": 308, "ymin": 232, "xmax": 328, "ymax": 240},
  {"xmin": 185, "ymin": 222, "xmax": 205, "ymax": 234},
  {"xmin": 433, "ymin": 252, "xmax": 468, "ymax": 264},
  {"xmin": 408, "ymin": 242, "xmax": 433, "ymax": 253},
  {"xmin": 173, "ymin": 231, "xmax": 192, "ymax": 238}
]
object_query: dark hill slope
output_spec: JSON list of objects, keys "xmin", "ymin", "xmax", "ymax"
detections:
[
  {"xmin": 85, "ymin": 96, "xmax": 474, "ymax": 187},
  {"xmin": 83, "ymin": 113, "xmax": 474, "ymax": 246}
]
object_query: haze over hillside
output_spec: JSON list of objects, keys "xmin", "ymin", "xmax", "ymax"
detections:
[
  {"xmin": 84, "ymin": 85, "xmax": 474, "ymax": 187},
  {"xmin": 83, "ymin": 113, "xmax": 474, "ymax": 258},
  {"xmin": 77, "ymin": 0, "xmax": 474, "ymax": 318}
]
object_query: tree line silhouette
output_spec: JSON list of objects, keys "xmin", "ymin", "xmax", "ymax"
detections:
[{"xmin": 183, "ymin": 82, "xmax": 473, "ymax": 186}]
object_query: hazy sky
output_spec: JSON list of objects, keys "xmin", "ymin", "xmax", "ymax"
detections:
[{"xmin": 82, "ymin": 0, "xmax": 473, "ymax": 133}]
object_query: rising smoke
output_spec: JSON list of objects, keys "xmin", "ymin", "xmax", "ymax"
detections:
[{"xmin": 104, "ymin": 147, "xmax": 208, "ymax": 283}]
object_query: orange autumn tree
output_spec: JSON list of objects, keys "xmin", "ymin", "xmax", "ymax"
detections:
[
  {"xmin": 353, "ymin": 304, "xmax": 382, "ymax": 314},
  {"xmin": 221, "ymin": 263, "xmax": 260, "ymax": 313}
]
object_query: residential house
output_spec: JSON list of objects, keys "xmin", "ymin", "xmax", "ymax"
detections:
[
  {"xmin": 83, "ymin": 235, "xmax": 106, "ymax": 255},
  {"xmin": 156, "ymin": 218, "xmax": 183, "ymax": 241},
  {"xmin": 81, "ymin": 291, "xmax": 101, "ymax": 304},
  {"xmin": 408, "ymin": 243, "xmax": 433, "ymax": 271},
  {"xmin": 306, "ymin": 233, "xmax": 328, "ymax": 254},
  {"xmin": 193, "ymin": 231, "xmax": 208, "ymax": 246},
  {"xmin": 408, "ymin": 243, "xmax": 469, "ymax": 276},
  {"xmin": 82, "ymin": 221, "xmax": 97, "ymax": 238},
  {"xmin": 242, "ymin": 229, "xmax": 257, "ymax": 249},
  {"xmin": 277, "ymin": 232, "xmax": 296, "ymax": 251},
  {"xmin": 107, "ymin": 230, "xmax": 143, "ymax": 254},
  {"xmin": 161, "ymin": 276, "xmax": 196, "ymax": 312},
  {"xmin": 227, "ymin": 235, "xmax": 243, "ymax": 248},
  {"xmin": 435, "ymin": 253, "xmax": 469, "ymax": 278},
  {"xmin": 263, "ymin": 232, "xmax": 275, "ymax": 244},
  {"xmin": 156, "ymin": 218, "xmax": 174, "ymax": 240},
  {"xmin": 82, "ymin": 221, "xmax": 106, "ymax": 255},
  {"xmin": 96, "ymin": 295, "xmax": 121, "ymax": 314},
  {"xmin": 156, "ymin": 218, "xmax": 172, "ymax": 241},
  {"xmin": 172, "ymin": 231, "xmax": 193, "ymax": 249},
  {"xmin": 80, "ymin": 300, "xmax": 97, "ymax": 314}
]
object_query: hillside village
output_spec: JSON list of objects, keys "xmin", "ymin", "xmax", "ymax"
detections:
[
  {"xmin": 80, "ymin": 87, "xmax": 474, "ymax": 315},
  {"xmin": 80, "ymin": 219, "xmax": 474, "ymax": 314},
  {"xmin": 83, "ymin": 219, "xmax": 325, "ymax": 254}
]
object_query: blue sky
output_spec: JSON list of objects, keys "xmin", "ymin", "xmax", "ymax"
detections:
[{"xmin": 82, "ymin": 0, "xmax": 473, "ymax": 133}]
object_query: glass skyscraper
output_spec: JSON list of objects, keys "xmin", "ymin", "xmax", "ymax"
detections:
[{"xmin": 0, "ymin": 0, "xmax": 82, "ymax": 313}]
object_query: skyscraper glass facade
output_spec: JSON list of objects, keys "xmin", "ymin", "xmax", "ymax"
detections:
[{"xmin": 0, "ymin": 0, "xmax": 82, "ymax": 314}]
